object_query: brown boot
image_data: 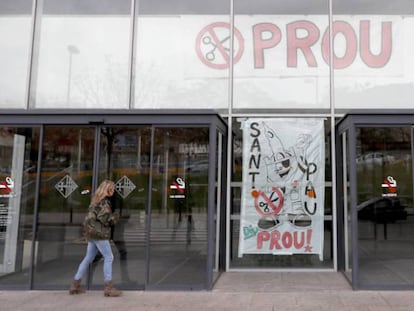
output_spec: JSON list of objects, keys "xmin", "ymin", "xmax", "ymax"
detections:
[
  {"xmin": 69, "ymin": 279, "xmax": 85, "ymax": 295},
  {"xmin": 104, "ymin": 281, "xmax": 122, "ymax": 297}
]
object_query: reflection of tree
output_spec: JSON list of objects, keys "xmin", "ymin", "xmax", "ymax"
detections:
[
  {"xmin": 135, "ymin": 60, "xmax": 165, "ymax": 107},
  {"xmin": 0, "ymin": 128, "xmax": 15, "ymax": 146},
  {"xmin": 358, "ymin": 127, "xmax": 410, "ymax": 154},
  {"xmin": 75, "ymin": 72, "xmax": 103, "ymax": 107},
  {"xmin": 100, "ymin": 127, "xmax": 123, "ymax": 179},
  {"xmin": 74, "ymin": 56, "xmax": 128, "ymax": 108},
  {"xmin": 100, "ymin": 127, "xmax": 152, "ymax": 177},
  {"xmin": 42, "ymin": 128, "xmax": 94, "ymax": 163},
  {"xmin": 154, "ymin": 128, "xmax": 209, "ymax": 149}
]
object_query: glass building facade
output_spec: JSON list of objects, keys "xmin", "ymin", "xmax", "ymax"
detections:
[{"xmin": 1, "ymin": 0, "xmax": 414, "ymax": 290}]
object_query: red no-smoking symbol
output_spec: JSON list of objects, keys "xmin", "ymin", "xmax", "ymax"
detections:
[
  {"xmin": 195, "ymin": 22, "xmax": 244, "ymax": 70},
  {"xmin": 252, "ymin": 187, "xmax": 284, "ymax": 216}
]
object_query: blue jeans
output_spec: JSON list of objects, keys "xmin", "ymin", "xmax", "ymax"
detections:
[{"xmin": 74, "ymin": 240, "xmax": 114, "ymax": 282}]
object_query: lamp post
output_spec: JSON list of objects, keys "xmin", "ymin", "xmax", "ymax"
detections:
[{"xmin": 66, "ymin": 44, "xmax": 80, "ymax": 106}]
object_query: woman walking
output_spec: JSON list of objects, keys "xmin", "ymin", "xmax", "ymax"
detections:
[{"xmin": 69, "ymin": 180, "xmax": 122, "ymax": 297}]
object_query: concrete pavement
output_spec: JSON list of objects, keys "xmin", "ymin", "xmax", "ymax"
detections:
[{"xmin": 2, "ymin": 272, "xmax": 414, "ymax": 310}]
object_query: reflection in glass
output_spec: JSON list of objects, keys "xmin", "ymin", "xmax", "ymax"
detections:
[
  {"xmin": 133, "ymin": 0, "xmax": 230, "ymax": 109},
  {"xmin": 148, "ymin": 127, "xmax": 209, "ymax": 288},
  {"xmin": 233, "ymin": 0, "xmax": 330, "ymax": 112},
  {"xmin": 333, "ymin": 0, "xmax": 414, "ymax": 111},
  {"xmin": 0, "ymin": 127, "xmax": 39, "ymax": 287},
  {"xmin": 356, "ymin": 127, "xmax": 414, "ymax": 286},
  {"xmin": 93, "ymin": 126, "xmax": 152, "ymax": 288},
  {"xmin": 0, "ymin": 0, "xmax": 33, "ymax": 108},
  {"xmin": 34, "ymin": 127, "xmax": 95, "ymax": 288},
  {"xmin": 30, "ymin": 0, "xmax": 131, "ymax": 108}
]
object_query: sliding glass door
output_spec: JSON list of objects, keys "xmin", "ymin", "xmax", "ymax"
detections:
[
  {"xmin": 0, "ymin": 112, "xmax": 226, "ymax": 291},
  {"xmin": 338, "ymin": 114, "xmax": 414, "ymax": 290}
]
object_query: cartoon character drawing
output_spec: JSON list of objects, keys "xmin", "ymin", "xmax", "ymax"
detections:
[{"xmin": 256, "ymin": 122, "xmax": 317, "ymax": 230}]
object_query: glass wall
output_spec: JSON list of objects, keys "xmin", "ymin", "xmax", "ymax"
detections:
[
  {"xmin": 29, "ymin": 0, "xmax": 131, "ymax": 108},
  {"xmin": 4, "ymin": 0, "xmax": 414, "ymax": 280},
  {"xmin": 332, "ymin": 0, "xmax": 414, "ymax": 112},
  {"xmin": 0, "ymin": 0, "xmax": 33, "ymax": 109},
  {"xmin": 8, "ymin": 0, "xmax": 414, "ymax": 113}
]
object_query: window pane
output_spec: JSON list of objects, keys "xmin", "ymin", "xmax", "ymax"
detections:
[
  {"xmin": 30, "ymin": 0, "xmax": 131, "ymax": 109},
  {"xmin": 0, "ymin": 0, "xmax": 33, "ymax": 108},
  {"xmin": 333, "ymin": 0, "xmax": 414, "ymax": 111},
  {"xmin": 133, "ymin": 0, "xmax": 230, "ymax": 110},
  {"xmin": 233, "ymin": 0, "xmax": 330, "ymax": 112}
]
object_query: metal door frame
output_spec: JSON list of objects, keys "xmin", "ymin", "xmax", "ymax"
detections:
[
  {"xmin": 0, "ymin": 109, "xmax": 227, "ymax": 291},
  {"xmin": 336, "ymin": 109, "xmax": 414, "ymax": 290}
]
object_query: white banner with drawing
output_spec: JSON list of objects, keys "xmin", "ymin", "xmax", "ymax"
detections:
[{"xmin": 238, "ymin": 118, "xmax": 325, "ymax": 260}]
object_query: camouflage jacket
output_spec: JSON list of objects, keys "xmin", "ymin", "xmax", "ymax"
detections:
[{"xmin": 83, "ymin": 198, "xmax": 119, "ymax": 241}]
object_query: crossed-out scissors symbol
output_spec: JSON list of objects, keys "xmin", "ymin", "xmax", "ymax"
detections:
[
  {"xmin": 253, "ymin": 187, "xmax": 284, "ymax": 216},
  {"xmin": 203, "ymin": 35, "xmax": 230, "ymax": 61},
  {"xmin": 259, "ymin": 192, "xmax": 279, "ymax": 213}
]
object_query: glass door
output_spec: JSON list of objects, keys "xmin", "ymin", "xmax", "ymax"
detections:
[
  {"xmin": 0, "ymin": 127, "xmax": 39, "ymax": 287},
  {"xmin": 36, "ymin": 125, "xmax": 190, "ymax": 289},
  {"xmin": 337, "ymin": 114, "xmax": 414, "ymax": 290},
  {"xmin": 355, "ymin": 126, "xmax": 414, "ymax": 287},
  {"xmin": 148, "ymin": 127, "xmax": 210, "ymax": 289},
  {"xmin": 0, "ymin": 112, "xmax": 227, "ymax": 291},
  {"xmin": 33, "ymin": 125, "xmax": 151, "ymax": 289},
  {"xmin": 92, "ymin": 126, "xmax": 151, "ymax": 288},
  {"xmin": 33, "ymin": 126, "xmax": 96, "ymax": 288},
  {"xmin": 33, "ymin": 125, "xmax": 217, "ymax": 289}
]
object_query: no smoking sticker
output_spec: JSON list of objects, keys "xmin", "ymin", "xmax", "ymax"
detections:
[{"xmin": 196, "ymin": 22, "xmax": 244, "ymax": 69}]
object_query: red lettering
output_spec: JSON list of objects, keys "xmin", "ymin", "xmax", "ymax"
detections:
[
  {"xmin": 293, "ymin": 231, "xmax": 305, "ymax": 249},
  {"xmin": 322, "ymin": 21, "xmax": 357, "ymax": 69},
  {"xmin": 287, "ymin": 21, "xmax": 320, "ymax": 67},
  {"xmin": 253, "ymin": 23, "xmax": 282, "ymax": 68},
  {"xmin": 258, "ymin": 229, "xmax": 310, "ymax": 251},
  {"xmin": 360, "ymin": 20, "xmax": 392, "ymax": 68},
  {"xmin": 200, "ymin": 19, "xmax": 394, "ymax": 71},
  {"xmin": 270, "ymin": 230, "xmax": 282, "ymax": 249},
  {"xmin": 282, "ymin": 232, "xmax": 293, "ymax": 248},
  {"xmin": 305, "ymin": 229, "xmax": 313, "ymax": 252},
  {"xmin": 257, "ymin": 231, "xmax": 270, "ymax": 249}
]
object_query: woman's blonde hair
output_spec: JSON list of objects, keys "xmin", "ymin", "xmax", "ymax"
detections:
[{"xmin": 91, "ymin": 180, "xmax": 115, "ymax": 205}]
